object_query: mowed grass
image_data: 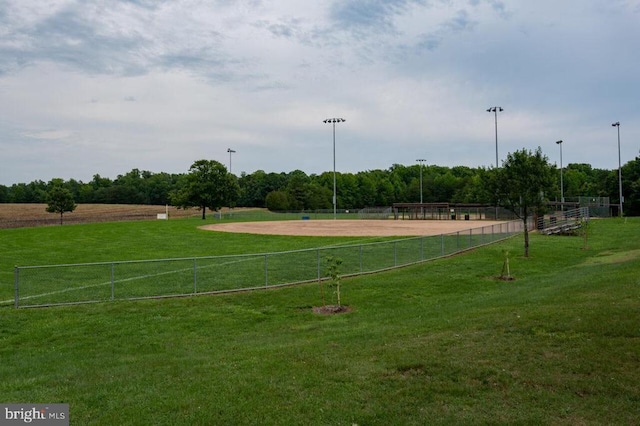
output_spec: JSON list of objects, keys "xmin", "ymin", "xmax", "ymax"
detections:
[
  {"xmin": 5, "ymin": 213, "xmax": 503, "ymax": 307},
  {"xmin": 0, "ymin": 216, "xmax": 390, "ymax": 302},
  {"xmin": 1, "ymin": 218, "xmax": 639, "ymax": 424}
]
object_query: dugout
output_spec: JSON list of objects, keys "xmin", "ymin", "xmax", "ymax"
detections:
[{"xmin": 392, "ymin": 203, "xmax": 495, "ymax": 220}]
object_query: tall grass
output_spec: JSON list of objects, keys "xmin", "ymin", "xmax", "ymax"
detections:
[{"xmin": 0, "ymin": 218, "xmax": 638, "ymax": 424}]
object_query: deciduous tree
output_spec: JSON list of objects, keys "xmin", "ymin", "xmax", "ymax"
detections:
[
  {"xmin": 170, "ymin": 159, "xmax": 236, "ymax": 219},
  {"xmin": 46, "ymin": 186, "xmax": 77, "ymax": 225},
  {"xmin": 485, "ymin": 147, "xmax": 555, "ymax": 257}
]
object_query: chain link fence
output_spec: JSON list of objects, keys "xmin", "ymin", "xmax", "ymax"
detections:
[{"xmin": 12, "ymin": 220, "xmax": 525, "ymax": 308}]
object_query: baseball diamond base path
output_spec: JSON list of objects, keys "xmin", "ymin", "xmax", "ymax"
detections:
[{"xmin": 200, "ymin": 219, "xmax": 508, "ymax": 237}]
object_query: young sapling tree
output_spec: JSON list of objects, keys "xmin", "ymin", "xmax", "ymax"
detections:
[{"xmin": 325, "ymin": 256, "xmax": 343, "ymax": 307}]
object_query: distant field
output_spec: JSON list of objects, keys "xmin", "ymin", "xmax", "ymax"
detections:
[{"xmin": 0, "ymin": 204, "xmax": 253, "ymax": 228}]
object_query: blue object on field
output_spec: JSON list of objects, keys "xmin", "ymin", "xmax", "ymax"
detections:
[{"xmin": 302, "ymin": 216, "xmax": 310, "ymax": 220}]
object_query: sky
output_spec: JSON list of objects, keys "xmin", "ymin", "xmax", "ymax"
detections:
[{"xmin": 1, "ymin": 0, "xmax": 639, "ymax": 185}]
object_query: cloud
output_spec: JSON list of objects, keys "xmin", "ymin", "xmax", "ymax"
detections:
[
  {"xmin": 22, "ymin": 129, "xmax": 74, "ymax": 140},
  {"xmin": 444, "ymin": 9, "xmax": 477, "ymax": 32},
  {"xmin": 0, "ymin": 0, "xmax": 638, "ymax": 185},
  {"xmin": 414, "ymin": 8, "xmax": 478, "ymax": 51},
  {"xmin": 329, "ymin": 0, "xmax": 417, "ymax": 32}
]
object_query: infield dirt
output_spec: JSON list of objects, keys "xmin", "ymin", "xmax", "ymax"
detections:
[{"xmin": 200, "ymin": 219, "xmax": 507, "ymax": 237}]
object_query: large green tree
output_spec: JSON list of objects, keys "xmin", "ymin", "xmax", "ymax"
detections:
[
  {"xmin": 170, "ymin": 159, "xmax": 236, "ymax": 219},
  {"xmin": 45, "ymin": 186, "xmax": 77, "ymax": 225},
  {"xmin": 621, "ymin": 155, "xmax": 640, "ymax": 216},
  {"xmin": 485, "ymin": 147, "xmax": 555, "ymax": 257},
  {"xmin": 265, "ymin": 190, "xmax": 292, "ymax": 211}
]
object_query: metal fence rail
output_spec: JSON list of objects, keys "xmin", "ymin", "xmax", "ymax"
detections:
[
  {"xmin": 537, "ymin": 207, "xmax": 590, "ymax": 235},
  {"xmin": 13, "ymin": 220, "xmax": 525, "ymax": 308}
]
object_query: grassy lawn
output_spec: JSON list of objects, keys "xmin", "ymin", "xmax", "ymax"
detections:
[
  {"xmin": 3, "ymin": 217, "xmax": 510, "ymax": 307},
  {"xmin": 1, "ymin": 218, "xmax": 639, "ymax": 424},
  {"xmin": 0, "ymin": 217, "xmax": 383, "ymax": 302}
]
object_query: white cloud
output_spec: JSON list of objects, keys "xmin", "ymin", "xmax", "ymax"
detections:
[{"xmin": 22, "ymin": 129, "xmax": 74, "ymax": 140}]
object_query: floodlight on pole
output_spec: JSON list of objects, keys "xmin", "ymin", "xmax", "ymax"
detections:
[
  {"xmin": 323, "ymin": 118, "xmax": 346, "ymax": 220},
  {"xmin": 487, "ymin": 106, "xmax": 503, "ymax": 220},
  {"xmin": 416, "ymin": 159, "xmax": 426, "ymax": 204},
  {"xmin": 556, "ymin": 140, "xmax": 563, "ymax": 210},
  {"xmin": 486, "ymin": 106, "xmax": 503, "ymax": 168},
  {"xmin": 612, "ymin": 122, "xmax": 623, "ymax": 217},
  {"xmin": 226, "ymin": 148, "xmax": 236, "ymax": 174}
]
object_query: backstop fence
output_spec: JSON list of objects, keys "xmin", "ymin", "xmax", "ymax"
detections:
[{"xmin": 11, "ymin": 220, "xmax": 526, "ymax": 308}]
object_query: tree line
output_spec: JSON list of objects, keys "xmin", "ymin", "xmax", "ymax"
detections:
[{"xmin": 1, "ymin": 154, "xmax": 639, "ymax": 216}]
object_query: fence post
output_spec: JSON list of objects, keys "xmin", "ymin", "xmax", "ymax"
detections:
[
  {"xmin": 264, "ymin": 254, "xmax": 269, "ymax": 287},
  {"xmin": 420, "ymin": 237, "xmax": 424, "ymax": 261},
  {"xmin": 193, "ymin": 258, "xmax": 197, "ymax": 294},
  {"xmin": 111, "ymin": 263, "xmax": 115, "ymax": 300},
  {"xmin": 14, "ymin": 266, "xmax": 19, "ymax": 309},
  {"xmin": 394, "ymin": 241, "xmax": 397, "ymax": 267},
  {"xmin": 440, "ymin": 234, "xmax": 444, "ymax": 256},
  {"xmin": 317, "ymin": 249, "xmax": 321, "ymax": 281},
  {"xmin": 359, "ymin": 245, "xmax": 363, "ymax": 272}
]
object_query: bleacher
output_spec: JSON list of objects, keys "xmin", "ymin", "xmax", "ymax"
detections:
[{"xmin": 537, "ymin": 207, "xmax": 590, "ymax": 235}]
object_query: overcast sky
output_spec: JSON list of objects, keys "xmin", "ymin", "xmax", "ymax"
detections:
[{"xmin": 1, "ymin": 0, "xmax": 638, "ymax": 185}]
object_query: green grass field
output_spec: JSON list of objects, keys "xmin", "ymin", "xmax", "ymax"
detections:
[
  {"xmin": 1, "ymin": 217, "xmax": 639, "ymax": 424},
  {"xmin": 0, "ymin": 217, "xmax": 384, "ymax": 302},
  {"xmin": 3, "ymin": 217, "xmax": 516, "ymax": 307}
]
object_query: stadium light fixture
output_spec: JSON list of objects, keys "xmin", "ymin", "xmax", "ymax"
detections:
[
  {"xmin": 227, "ymin": 148, "xmax": 236, "ymax": 174},
  {"xmin": 486, "ymin": 106, "xmax": 503, "ymax": 168},
  {"xmin": 612, "ymin": 122, "xmax": 623, "ymax": 217},
  {"xmin": 416, "ymin": 159, "xmax": 426, "ymax": 204},
  {"xmin": 323, "ymin": 118, "xmax": 346, "ymax": 220},
  {"xmin": 556, "ymin": 140, "xmax": 563, "ymax": 210},
  {"xmin": 487, "ymin": 106, "xmax": 503, "ymax": 219}
]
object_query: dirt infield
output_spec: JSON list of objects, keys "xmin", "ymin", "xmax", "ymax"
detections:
[{"xmin": 200, "ymin": 219, "xmax": 507, "ymax": 237}]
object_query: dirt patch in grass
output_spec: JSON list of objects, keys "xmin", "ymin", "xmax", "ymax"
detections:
[
  {"xmin": 312, "ymin": 305, "xmax": 352, "ymax": 315},
  {"xmin": 496, "ymin": 275, "xmax": 516, "ymax": 281}
]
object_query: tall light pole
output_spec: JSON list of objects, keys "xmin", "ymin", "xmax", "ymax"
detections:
[
  {"xmin": 416, "ymin": 159, "xmax": 426, "ymax": 204},
  {"xmin": 612, "ymin": 122, "xmax": 623, "ymax": 217},
  {"xmin": 487, "ymin": 106, "xmax": 503, "ymax": 219},
  {"xmin": 227, "ymin": 148, "xmax": 236, "ymax": 174},
  {"xmin": 556, "ymin": 140, "xmax": 563, "ymax": 211},
  {"xmin": 486, "ymin": 106, "xmax": 503, "ymax": 168},
  {"xmin": 323, "ymin": 118, "xmax": 345, "ymax": 220}
]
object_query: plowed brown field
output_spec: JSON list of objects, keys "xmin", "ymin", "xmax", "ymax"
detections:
[{"xmin": 0, "ymin": 204, "xmax": 202, "ymax": 228}]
